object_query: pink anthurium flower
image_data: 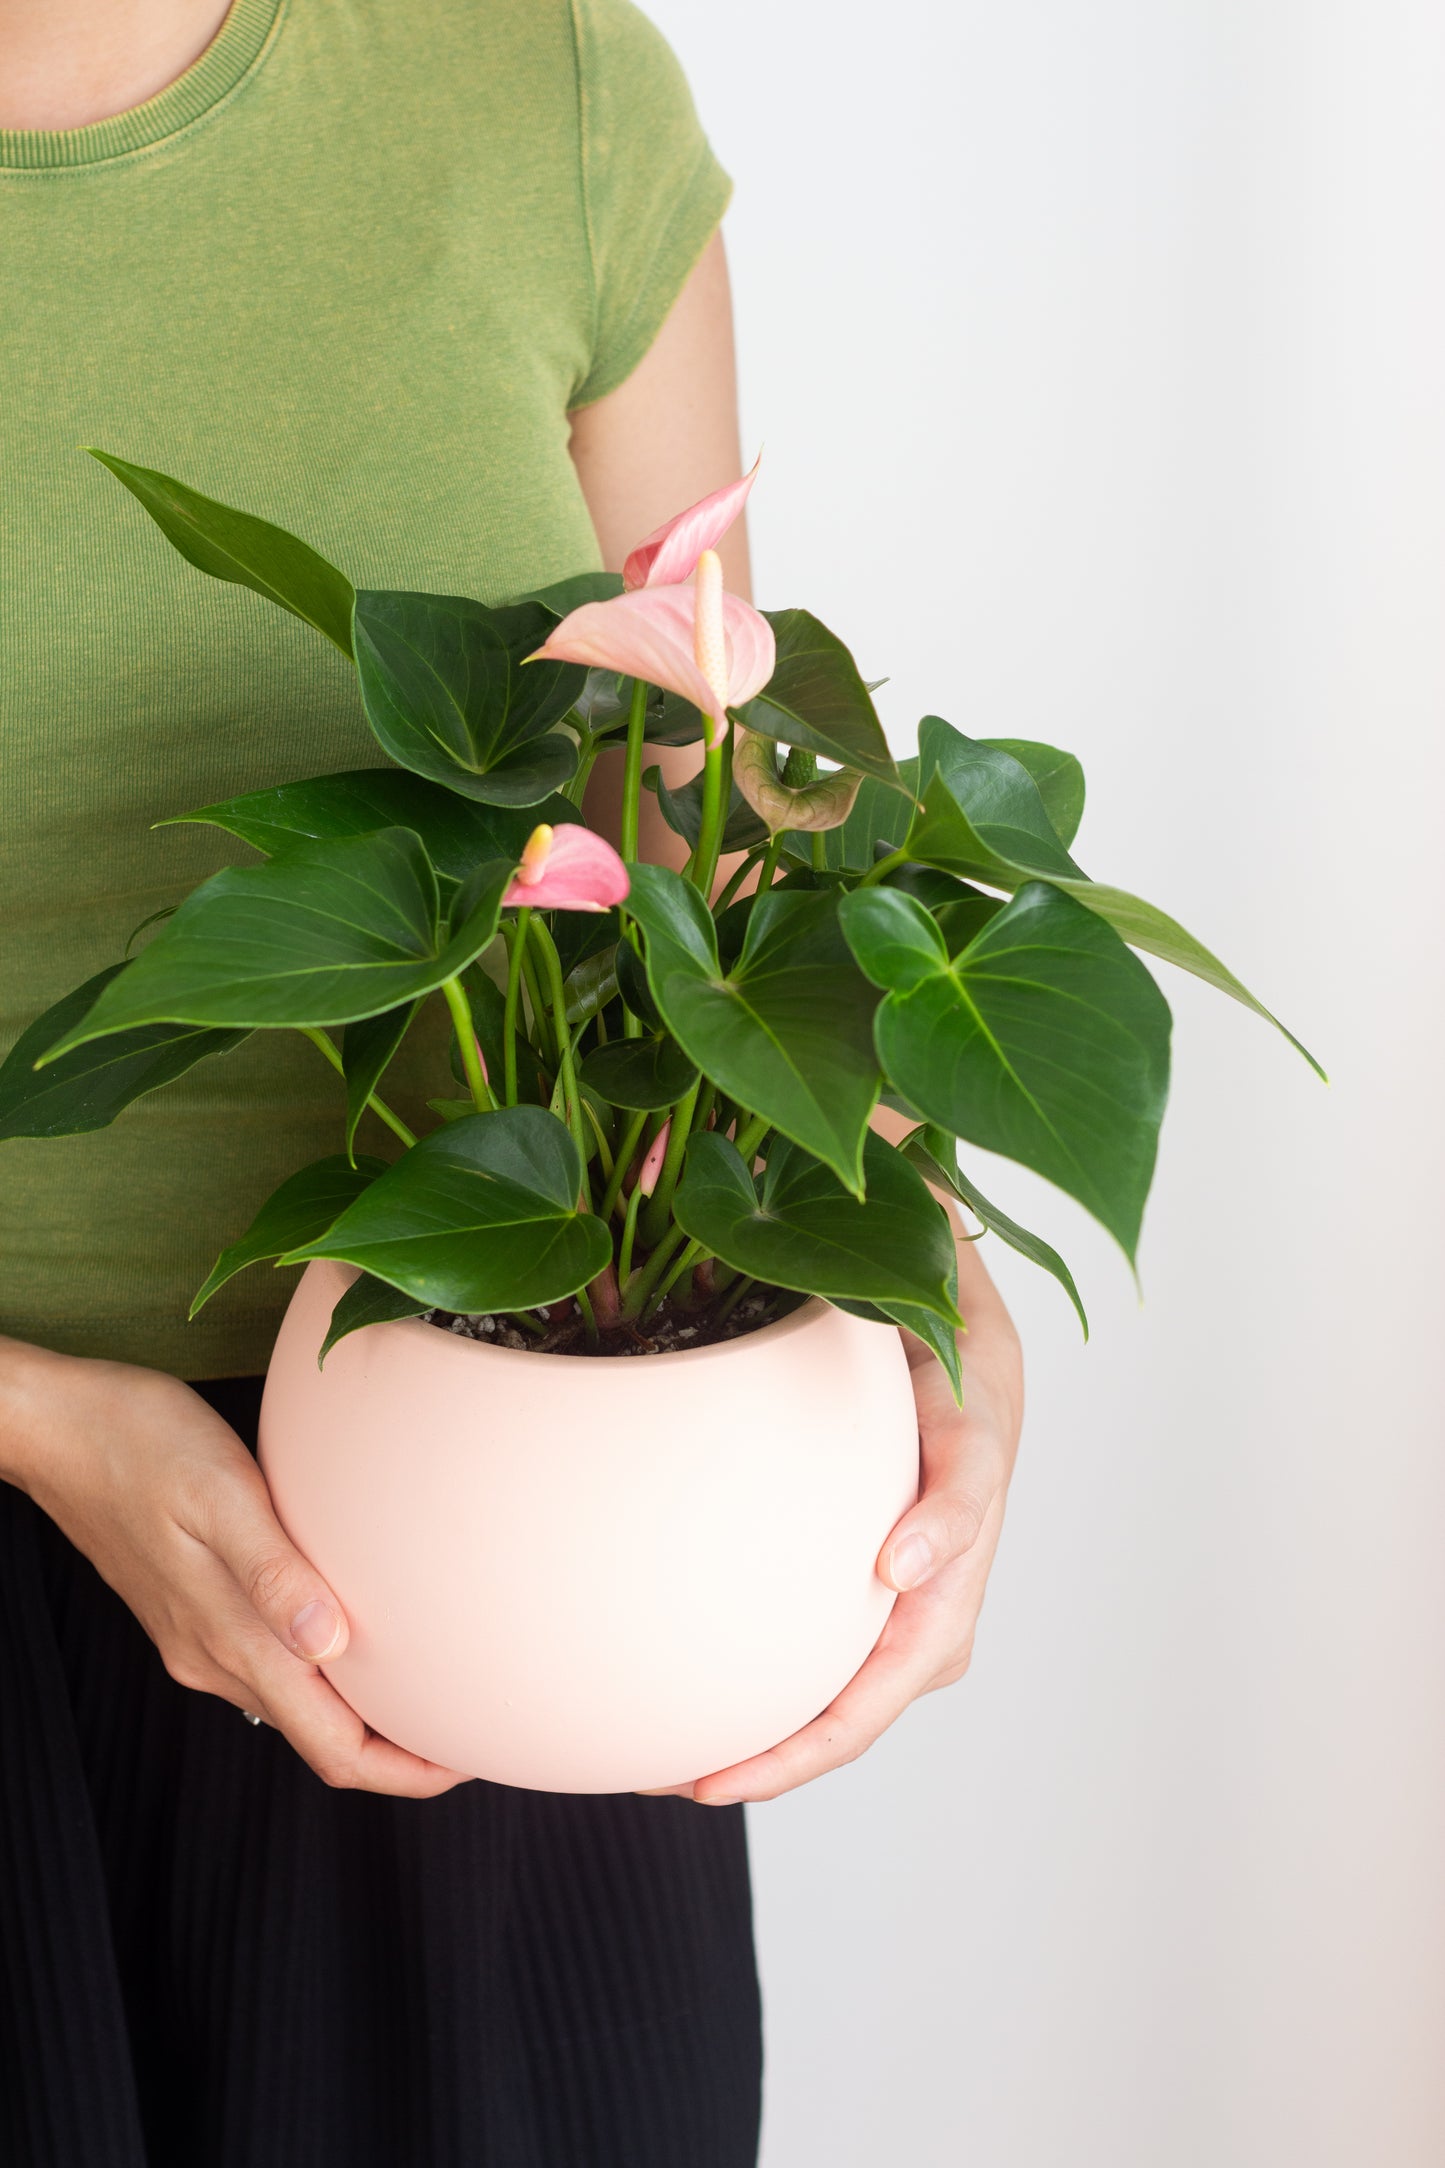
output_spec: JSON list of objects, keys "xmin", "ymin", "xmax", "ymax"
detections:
[
  {"xmin": 531, "ymin": 550, "xmax": 774, "ymax": 751},
  {"xmin": 637, "ymin": 1118, "xmax": 671, "ymax": 1197},
  {"xmin": 622, "ymin": 455, "xmax": 760, "ymax": 591},
  {"xmin": 502, "ymin": 823, "xmax": 629, "ymax": 913}
]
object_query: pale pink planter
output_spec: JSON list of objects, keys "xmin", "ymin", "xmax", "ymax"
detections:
[{"xmin": 259, "ymin": 1261, "xmax": 919, "ymax": 1794}]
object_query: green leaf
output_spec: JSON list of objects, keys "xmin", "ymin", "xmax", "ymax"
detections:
[
  {"xmin": 909, "ymin": 719, "xmax": 1320, "ymax": 1073},
  {"xmin": 791, "ymin": 758, "xmax": 921, "ymax": 872},
  {"xmin": 0, "ymin": 967, "xmax": 247, "ymax": 1140},
  {"xmin": 41, "ymin": 833, "xmax": 511, "ymax": 1049},
  {"xmin": 319, "ymin": 1273, "xmax": 433, "ymax": 1362},
  {"xmin": 626, "ymin": 866, "xmax": 882, "ymax": 1193},
  {"xmin": 863, "ymin": 880, "xmax": 1172, "ymax": 1264},
  {"xmin": 282, "ymin": 1105, "xmax": 612, "ymax": 1311},
  {"xmin": 834, "ymin": 1295, "xmax": 963, "ymax": 1402},
  {"xmin": 190, "ymin": 1154, "xmax": 385, "ymax": 1315},
  {"xmin": 614, "ymin": 935, "xmax": 661, "ymax": 1030},
  {"xmin": 837, "ymin": 887, "xmax": 949, "ymax": 992},
  {"xmin": 341, "ymin": 1001, "xmax": 420, "ymax": 1158},
  {"xmin": 982, "ymin": 739, "xmax": 1086, "ymax": 848},
  {"xmin": 519, "ymin": 570, "xmax": 625, "ymax": 616},
  {"xmin": 352, "ymin": 591, "xmax": 583, "ymax": 805},
  {"xmin": 674, "ymin": 1130, "xmax": 962, "ymax": 1324},
  {"xmin": 163, "ymin": 768, "xmax": 581, "ymax": 884},
  {"xmin": 738, "ymin": 610, "xmax": 905, "ymax": 788},
  {"xmin": 644, "ymin": 765, "xmax": 770, "ymax": 854},
  {"xmin": 899, "ymin": 1124, "xmax": 1089, "ymax": 1337},
  {"xmin": 579, "ymin": 1034, "xmax": 698, "ymax": 1112},
  {"xmin": 88, "ymin": 451, "xmax": 354, "ymax": 653}
]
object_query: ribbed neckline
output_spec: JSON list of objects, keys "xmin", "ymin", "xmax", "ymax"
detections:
[{"xmin": 0, "ymin": 0, "xmax": 284, "ymax": 171}]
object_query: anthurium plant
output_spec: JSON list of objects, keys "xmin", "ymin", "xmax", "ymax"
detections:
[{"xmin": 0, "ymin": 453, "xmax": 1321, "ymax": 1394}]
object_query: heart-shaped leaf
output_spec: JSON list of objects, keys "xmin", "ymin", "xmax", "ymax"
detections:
[
  {"xmin": 519, "ymin": 570, "xmax": 625, "ymax": 616},
  {"xmin": 163, "ymin": 769, "xmax": 581, "ymax": 883},
  {"xmin": 982, "ymin": 739, "xmax": 1086, "ymax": 848},
  {"xmin": 674, "ymin": 1130, "xmax": 962, "ymax": 1324},
  {"xmin": 737, "ymin": 610, "xmax": 905, "ymax": 788},
  {"xmin": 191, "ymin": 1154, "xmax": 386, "ymax": 1315},
  {"xmin": 352, "ymin": 591, "xmax": 583, "ymax": 805},
  {"xmin": 88, "ymin": 451, "xmax": 354, "ymax": 653},
  {"xmin": 319, "ymin": 1272, "xmax": 433, "ymax": 1362},
  {"xmin": 626, "ymin": 866, "xmax": 882, "ymax": 1193},
  {"xmin": 899, "ymin": 1124, "xmax": 1088, "ymax": 1337},
  {"xmin": 644, "ymin": 764, "xmax": 769, "ymax": 854},
  {"xmin": 844, "ymin": 880, "xmax": 1171, "ymax": 1264},
  {"xmin": 614, "ymin": 935, "xmax": 661, "ymax": 1030},
  {"xmin": 579, "ymin": 1034, "xmax": 698, "ymax": 1112},
  {"xmin": 282, "ymin": 1106, "xmax": 611, "ymax": 1312},
  {"xmin": 908, "ymin": 719, "xmax": 1320, "ymax": 1072},
  {"xmin": 40, "ymin": 833, "xmax": 512, "ymax": 1050},
  {"xmin": 342, "ymin": 1001, "xmax": 420, "ymax": 1159},
  {"xmin": 0, "ymin": 966, "xmax": 248, "ymax": 1140}
]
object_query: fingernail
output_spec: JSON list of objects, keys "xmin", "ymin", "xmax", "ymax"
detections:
[
  {"xmin": 700, "ymin": 1795, "xmax": 739, "ymax": 1808},
  {"xmin": 290, "ymin": 1599, "xmax": 341, "ymax": 1661},
  {"xmin": 889, "ymin": 1532, "xmax": 934, "ymax": 1590}
]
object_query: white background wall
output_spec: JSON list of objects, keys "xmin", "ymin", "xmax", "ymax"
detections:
[{"xmin": 646, "ymin": 3, "xmax": 1445, "ymax": 2161}]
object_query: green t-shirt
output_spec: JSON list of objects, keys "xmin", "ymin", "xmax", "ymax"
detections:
[{"xmin": 0, "ymin": 0, "xmax": 729, "ymax": 1376}]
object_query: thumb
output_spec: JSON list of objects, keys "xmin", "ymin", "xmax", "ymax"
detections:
[{"xmin": 205, "ymin": 1464, "xmax": 350, "ymax": 1663}]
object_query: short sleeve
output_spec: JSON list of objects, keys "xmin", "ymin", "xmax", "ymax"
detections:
[{"xmin": 568, "ymin": 0, "xmax": 733, "ymax": 408}]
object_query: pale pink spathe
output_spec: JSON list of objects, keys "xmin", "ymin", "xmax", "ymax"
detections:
[
  {"xmin": 622, "ymin": 456, "xmax": 760, "ymax": 591},
  {"xmin": 501, "ymin": 824, "xmax": 629, "ymax": 913},
  {"xmin": 531, "ymin": 584, "xmax": 775, "ymax": 748}
]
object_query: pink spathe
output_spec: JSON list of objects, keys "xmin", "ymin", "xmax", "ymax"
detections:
[
  {"xmin": 531, "ymin": 582, "xmax": 775, "ymax": 747},
  {"xmin": 258, "ymin": 1260, "xmax": 919, "ymax": 1794},
  {"xmin": 502, "ymin": 823, "xmax": 629, "ymax": 913},
  {"xmin": 622, "ymin": 455, "xmax": 760, "ymax": 591}
]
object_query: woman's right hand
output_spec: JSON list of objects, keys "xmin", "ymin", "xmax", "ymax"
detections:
[{"xmin": 0, "ymin": 1337, "xmax": 467, "ymax": 1799}]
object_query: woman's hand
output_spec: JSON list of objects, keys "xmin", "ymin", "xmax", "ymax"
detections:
[
  {"xmin": 651, "ymin": 1233, "xmax": 1024, "ymax": 1806},
  {"xmin": 0, "ymin": 1339, "xmax": 467, "ymax": 1799}
]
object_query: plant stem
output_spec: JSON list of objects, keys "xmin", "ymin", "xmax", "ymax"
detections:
[
  {"xmin": 638, "ymin": 1076, "xmax": 699, "ymax": 1248},
  {"xmin": 858, "ymin": 845, "xmax": 910, "ymax": 888},
  {"xmin": 581, "ymin": 1097, "xmax": 615, "ymax": 1182},
  {"xmin": 599, "ymin": 1107, "xmax": 648, "ymax": 1222},
  {"xmin": 733, "ymin": 1111, "xmax": 771, "ymax": 1165},
  {"xmin": 502, "ymin": 1307, "xmax": 548, "ymax": 1339},
  {"xmin": 811, "ymin": 830, "xmax": 826, "ymax": 873},
  {"xmin": 713, "ymin": 845, "xmax": 765, "ymax": 914},
  {"xmin": 620, "ymin": 676, "xmax": 648, "ymax": 865},
  {"xmin": 574, "ymin": 1282, "xmax": 599, "ymax": 1346},
  {"xmin": 502, "ymin": 910, "xmax": 530, "ymax": 1106},
  {"xmin": 440, "ymin": 978, "xmax": 496, "ymax": 1113},
  {"xmin": 617, "ymin": 1181, "xmax": 644, "ymax": 1285},
  {"xmin": 620, "ymin": 1216, "xmax": 690, "ymax": 1320},
  {"xmin": 713, "ymin": 1273, "xmax": 756, "ymax": 1326},
  {"xmin": 520, "ymin": 943, "xmax": 555, "ymax": 1067},
  {"xmin": 300, "ymin": 1027, "xmax": 418, "ymax": 1148},
  {"xmin": 757, "ymin": 828, "xmax": 787, "ymax": 891},
  {"xmin": 564, "ymin": 730, "xmax": 600, "ymax": 808},
  {"xmin": 530, "ymin": 917, "xmax": 589, "ymax": 1197},
  {"xmin": 643, "ymin": 1237, "xmax": 707, "ymax": 1320},
  {"xmin": 689, "ymin": 725, "xmax": 729, "ymax": 897}
]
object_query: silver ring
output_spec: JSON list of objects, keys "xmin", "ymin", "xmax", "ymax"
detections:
[{"xmin": 241, "ymin": 1710, "xmax": 263, "ymax": 1727}]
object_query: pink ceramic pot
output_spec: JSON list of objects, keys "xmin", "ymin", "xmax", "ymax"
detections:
[{"xmin": 259, "ymin": 1260, "xmax": 919, "ymax": 1794}]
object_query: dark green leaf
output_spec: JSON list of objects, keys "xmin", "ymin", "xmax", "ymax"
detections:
[
  {"xmin": 615, "ymin": 935, "xmax": 660, "ymax": 1029},
  {"xmin": 352, "ymin": 591, "xmax": 583, "ymax": 804},
  {"xmin": 88, "ymin": 451, "xmax": 353, "ymax": 653},
  {"xmin": 626, "ymin": 866, "xmax": 882, "ymax": 1192},
  {"xmin": 837, "ymin": 887, "xmax": 949, "ymax": 992},
  {"xmin": 518, "ymin": 570, "xmax": 625, "ymax": 616},
  {"xmin": 563, "ymin": 949, "xmax": 620, "ymax": 1031},
  {"xmin": 834, "ymin": 1296, "xmax": 962, "ymax": 1402},
  {"xmin": 738, "ymin": 610, "xmax": 905, "ymax": 788},
  {"xmin": 790, "ymin": 758, "xmax": 920, "ymax": 871},
  {"xmin": 674, "ymin": 1131, "xmax": 962, "ymax": 1324},
  {"xmin": 644, "ymin": 763, "xmax": 769, "ymax": 854},
  {"xmin": 283, "ymin": 1106, "xmax": 611, "ymax": 1311},
  {"xmin": 319, "ymin": 1272, "xmax": 433, "ymax": 1362},
  {"xmin": 899, "ymin": 1124, "xmax": 1089, "ymax": 1337},
  {"xmin": 342, "ymin": 1001, "xmax": 420, "ymax": 1158},
  {"xmin": 867, "ymin": 881, "xmax": 1171, "ymax": 1264},
  {"xmin": 909, "ymin": 719, "xmax": 1320, "ymax": 1072},
  {"xmin": 41, "ymin": 833, "xmax": 511, "ymax": 1048},
  {"xmin": 982, "ymin": 739, "xmax": 1086, "ymax": 848},
  {"xmin": 191, "ymin": 1154, "xmax": 385, "ymax": 1315},
  {"xmin": 0, "ymin": 966, "xmax": 247, "ymax": 1140},
  {"xmin": 579, "ymin": 1034, "xmax": 698, "ymax": 1112},
  {"xmin": 163, "ymin": 768, "xmax": 581, "ymax": 883}
]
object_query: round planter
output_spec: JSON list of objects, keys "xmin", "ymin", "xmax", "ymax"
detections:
[{"xmin": 258, "ymin": 1260, "xmax": 919, "ymax": 1794}]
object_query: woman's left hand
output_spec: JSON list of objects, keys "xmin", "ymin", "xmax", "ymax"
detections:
[{"xmin": 654, "ymin": 1238, "xmax": 1024, "ymax": 1806}]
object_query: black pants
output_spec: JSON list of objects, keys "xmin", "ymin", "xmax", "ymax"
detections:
[{"xmin": 0, "ymin": 1378, "xmax": 762, "ymax": 2168}]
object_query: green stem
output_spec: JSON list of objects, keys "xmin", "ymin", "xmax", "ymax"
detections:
[
  {"xmin": 620, "ymin": 676, "xmax": 649, "ymax": 864},
  {"xmin": 502, "ymin": 911, "xmax": 530, "ymax": 1105},
  {"xmin": 441, "ymin": 977, "xmax": 496, "ymax": 1113},
  {"xmin": 712, "ymin": 1273, "xmax": 757, "ymax": 1328},
  {"xmin": 564, "ymin": 731, "xmax": 600, "ymax": 809},
  {"xmin": 530, "ymin": 918, "xmax": 589, "ymax": 1197},
  {"xmin": 643, "ymin": 1237, "xmax": 707, "ymax": 1320},
  {"xmin": 581, "ymin": 1097, "xmax": 615, "ymax": 1183},
  {"xmin": 757, "ymin": 828, "xmax": 787, "ymax": 892},
  {"xmin": 858, "ymin": 845, "xmax": 910, "ymax": 888},
  {"xmin": 811, "ymin": 830, "xmax": 826, "ymax": 873},
  {"xmin": 574, "ymin": 1282, "xmax": 599, "ymax": 1346},
  {"xmin": 300, "ymin": 1027, "xmax": 418, "ymax": 1148},
  {"xmin": 713, "ymin": 845, "xmax": 764, "ymax": 915},
  {"xmin": 620, "ymin": 1216, "xmax": 691, "ymax": 1320},
  {"xmin": 617, "ymin": 1182, "xmax": 644, "ymax": 1285},
  {"xmin": 520, "ymin": 943, "xmax": 555, "ymax": 1067},
  {"xmin": 638, "ymin": 1077, "xmax": 700, "ymax": 1249},
  {"xmin": 599, "ymin": 1107, "xmax": 649, "ymax": 1222},
  {"xmin": 733, "ymin": 1111, "xmax": 771, "ymax": 1164},
  {"xmin": 503, "ymin": 1307, "xmax": 549, "ymax": 1339},
  {"xmin": 689, "ymin": 726, "xmax": 729, "ymax": 897}
]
